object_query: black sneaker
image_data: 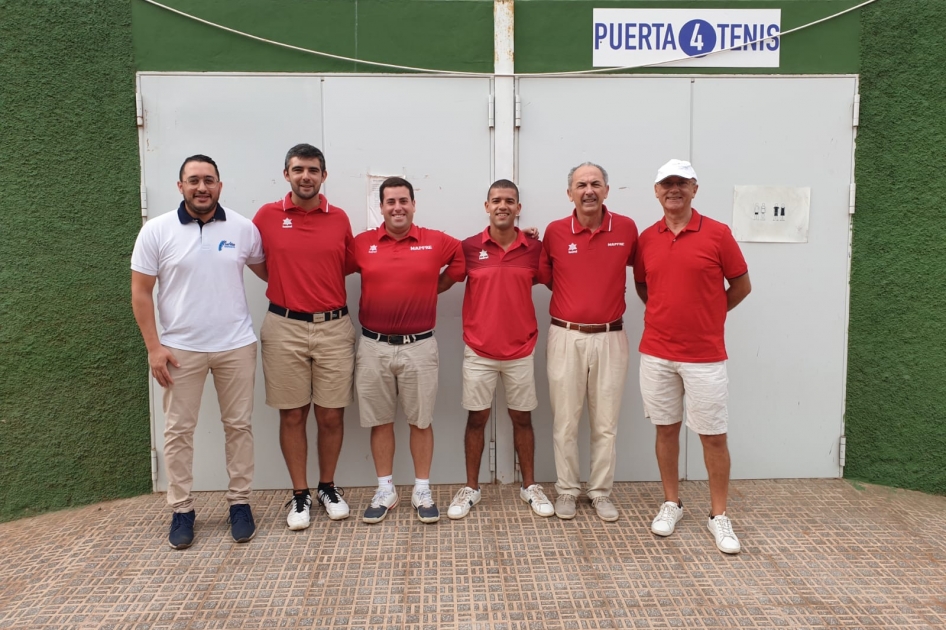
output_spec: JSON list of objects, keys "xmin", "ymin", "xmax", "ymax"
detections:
[
  {"xmin": 228, "ymin": 504, "xmax": 256, "ymax": 543},
  {"xmin": 168, "ymin": 510, "xmax": 195, "ymax": 549}
]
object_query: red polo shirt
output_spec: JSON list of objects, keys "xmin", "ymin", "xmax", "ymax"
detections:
[
  {"xmin": 634, "ymin": 209, "xmax": 748, "ymax": 363},
  {"xmin": 348, "ymin": 224, "xmax": 464, "ymax": 334},
  {"xmin": 461, "ymin": 228, "xmax": 542, "ymax": 361},
  {"xmin": 253, "ymin": 193, "xmax": 352, "ymax": 312},
  {"xmin": 538, "ymin": 207, "xmax": 638, "ymax": 324}
]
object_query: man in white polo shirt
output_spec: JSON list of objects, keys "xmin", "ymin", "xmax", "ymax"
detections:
[{"xmin": 131, "ymin": 155, "xmax": 267, "ymax": 549}]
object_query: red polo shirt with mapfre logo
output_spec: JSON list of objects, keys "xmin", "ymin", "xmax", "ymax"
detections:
[
  {"xmin": 633, "ymin": 209, "xmax": 748, "ymax": 363},
  {"xmin": 347, "ymin": 224, "xmax": 464, "ymax": 335},
  {"xmin": 537, "ymin": 207, "xmax": 638, "ymax": 324},
  {"xmin": 461, "ymin": 228, "xmax": 542, "ymax": 361},
  {"xmin": 253, "ymin": 193, "xmax": 352, "ymax": 313}
]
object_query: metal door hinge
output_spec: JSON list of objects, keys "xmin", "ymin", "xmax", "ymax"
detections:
[
  {"xmin": 151, "ymin": 448, "xmax": 158, "ymax": 483},
  {"xmin": 488, "ymin": 94, "xmax": 495, "ymax": 129},
  {"xmin": 136, "ymin": 92, "xmax": 144, "ymax": 127},
  {"xmin": 838, "ymin": 435, "xmax": 847, "ymax": 468},
  {"xmin": 141, "ymin": 187, "xmax": 148, "ymax": 219},
  {"xmin": 489, "ymin": 439, "xmax": 496, "ymax": 473},
  {"xmin": 514, "ymin": 94, "xmax": 521, "ymax": 128},
  {"xmin": 848, "ymin": 183, "xmax": 856, "ymax": 215},
  {"xmin": 852, "ymin": 94, "xmax": 860, "ymax": 128}
]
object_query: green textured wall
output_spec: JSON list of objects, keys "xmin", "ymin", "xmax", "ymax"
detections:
[
  {"xmin": 0, "ymin": 0, "xmax": 150, "ymax": 521},
  {"xmin": 844, "ymin": 0, "xmax": 946, "ymax": 494}
]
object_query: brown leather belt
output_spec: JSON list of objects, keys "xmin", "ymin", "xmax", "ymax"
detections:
[{"xmin": 550, "ymin": 317, "xmax": 623, "ymax": 333}]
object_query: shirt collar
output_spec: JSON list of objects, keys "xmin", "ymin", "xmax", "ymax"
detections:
[
  {"xmin": 282, "ymin": 192, "xmax": 329, "ymax": 213},
  {"xmin": 177, "ymin": 202, "xmax": 226, "ymax": 225},
  {"xmin": 480, "ymin": 226, "xmax": 527, "ymax": 249},
  {"xmin": 377, "ymin": 222, "xmax": 420, "ymax": 242},
  {"xmin": 657, "ymin": 208, "xmax": 702, "ymax": 233},
  {"xmin": 570, "ymin": 206, "xmax": 613, "ymax": 234}
]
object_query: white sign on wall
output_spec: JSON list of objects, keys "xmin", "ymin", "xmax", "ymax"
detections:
[
  {"xmin": 592, "ymin": 9, "xmax": 781, "ymax": 68},
  {"xmin": 732, "ymin": 185, "xmax": 811, "ymax": 243},
  {"xmin": 367, "ymin": 173, "xmax": 399, "ymax": 229}
]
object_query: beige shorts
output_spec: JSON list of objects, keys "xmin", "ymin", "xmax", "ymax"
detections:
[
  {"xmin": 639, "ymin": 353, "xmax": 729, "ymax": 435},
  {"xmin": 259, "ymin": 311, "xmax": 356, "ymax": 409},
  {"xmin": 461, "ymin": 345, "xmax": 538, "ymax": 412},
  {"xmin": 355, "ymin": 335, "xmax": 439, "ymax": 429}
]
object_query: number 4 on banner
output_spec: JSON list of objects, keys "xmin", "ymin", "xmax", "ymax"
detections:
[{"xmin": 690, "ymin": 24, "xmax": 703, "ymax": 51}]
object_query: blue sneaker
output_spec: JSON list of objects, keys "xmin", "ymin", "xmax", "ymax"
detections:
[
  {"xmin": 168, "ymin": 510, "xmax": 195, "ymax": 549},
  {"xmin": 228, "ymin": 504, "xmax": 256, "ymax": 543}
]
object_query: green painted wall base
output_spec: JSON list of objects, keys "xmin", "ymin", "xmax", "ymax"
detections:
[
  {"xmin": 0, "ymin": 0, "xmax": 151, "ymax": 521},
  {"xmin": 845, "ymin": 0, "xmax": 946, "ymax": 495}
]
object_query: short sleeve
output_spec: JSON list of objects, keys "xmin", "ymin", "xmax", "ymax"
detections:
[
  {"xmin": 130, "ymin": 222, "xmax": 159, "ymax": 276},
  {"xmin": 718, "ymin": 226, "xmax": 748, "ymax": 279},
  {"xmin": 440, "ymin": 233, "xmax": 465, "ymax": 282}
]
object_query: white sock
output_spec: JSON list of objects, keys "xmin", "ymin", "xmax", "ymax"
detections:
[
  {"xmin": 378, "ymin": 476, "xmax": 394, "ymax": 492},
  {"xmin": 414, "ymin": 478, "xmax": 430, "ymax": 492}
]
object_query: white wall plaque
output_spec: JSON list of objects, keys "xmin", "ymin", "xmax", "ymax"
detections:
[{"xmin": 732, "ymin": 185, "xmax": 810, "ymax": 243}]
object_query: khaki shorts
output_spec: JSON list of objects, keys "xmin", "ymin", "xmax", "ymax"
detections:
[
  {"xmin": 461, "ymin": 345, "xmax": 538, "ymax": 412},
  {"xmin": 355, "ymin": 335, "xmax": 439, "ymax": 429},
  {"xmin": 639, "ymin": 353, "xmax": 729, "ymax": 435},
  {"xmin": 259, "ymin": 311, "xmax": 356, "ymax": 409}
]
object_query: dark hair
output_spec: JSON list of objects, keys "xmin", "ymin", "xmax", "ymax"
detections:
[
  {"xmin": 284, "ymin": 143, "xmax": 326, "ymax": 172},
  {"xmin": 179, "ymin": 155, "xmax": 219, "ymax": 181},
  {"xmin": 487, "ymin": 179, "xmax": 519, "ymax": 201},
  {"xmin": 379, "ymin": 177, "xmax": 414, "ymax": 203}
]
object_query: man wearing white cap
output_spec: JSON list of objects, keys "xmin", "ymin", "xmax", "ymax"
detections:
[{"xmin": 633, "ymin": 159, "xmax": 751, "ymax": 554}]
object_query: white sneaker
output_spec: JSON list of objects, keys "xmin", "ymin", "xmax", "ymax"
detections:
[
  {"xmin": 447, "ymin": 486, "xmax": 481, "ymax": 520},
  {"xmin": 317, "ymin": 485, "xmax": 350, "ymax": 521},
  {"xmin": 285, "ymin": 492, "xmax": 312, "ymax": 530},
  {"xmin": 520, "ymin": 484, "xmax": 554, "ymax": 517},
  {"xmin": 707, "ymin": 513, "xmax": 741, "ymax": 554},
  {"xmin": 651, "ymin": 501, "xmax": 684, "ymax": 536},
  {"xmin": 363, "ymin": 487, "xmax": 399, "ymax": 524}
]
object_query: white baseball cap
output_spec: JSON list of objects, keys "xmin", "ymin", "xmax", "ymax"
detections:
[{"xmin": 655, "ymin": 159, "xmax": 698, "ymax": 183}]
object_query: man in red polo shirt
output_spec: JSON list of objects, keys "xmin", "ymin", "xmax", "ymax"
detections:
[
  {"xmin": 438, "ymin": 180, "xmax": 554, "ymax": 520},
  {"xmin": 538, "ymin": 162, "xmax": 638, "ymax": 522},
  {"xmin": 347, "ymin": 177, "xmax": 465, "ymax": 525},
  {"xmin": 253, "ymin": 144, "xmax": 356, "ymax": 530},
  {"xmin": 634, "ymin": 159, "xmax": 751, "ymax": 554}
]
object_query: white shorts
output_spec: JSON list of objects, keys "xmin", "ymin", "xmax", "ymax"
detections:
[
  {"xmin": 461, "ymin": 345, "xmax": 538, "ymax": 412},
  {"xmin": 639, "ymin": 353, "xmax": 729, "ymax": 435}
]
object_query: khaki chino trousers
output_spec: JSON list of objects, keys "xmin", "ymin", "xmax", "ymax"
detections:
[
  {"xmin": 163, "ymin": 342, "xmax": 257, "ymax": 513},
  {"xmin": 547, "ymin": 326, "xmax": 629, "ymax": 500}
]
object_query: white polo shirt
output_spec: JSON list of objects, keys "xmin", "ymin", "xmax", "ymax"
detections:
[{"xmin": 131, "ymin": 203, "xmax": 265, "ymax": 353}]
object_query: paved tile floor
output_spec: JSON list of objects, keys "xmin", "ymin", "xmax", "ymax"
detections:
[{"xmin": 1, "ymin": 479, "xmax": 945, "ymax": 629}]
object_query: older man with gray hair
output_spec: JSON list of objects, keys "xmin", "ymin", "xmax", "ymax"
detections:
[
  {"xmin": 634, "ymin": 159, "xmax": 751, "ymax": 554},
  {"xmin": 537, "ymin": 162, "xmax": 639, "ymax": 521}
]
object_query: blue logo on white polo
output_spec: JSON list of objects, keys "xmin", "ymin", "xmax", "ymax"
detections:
[{"xmin": 218, "ymin": 241, "xmax": 236, "ymax": 251}]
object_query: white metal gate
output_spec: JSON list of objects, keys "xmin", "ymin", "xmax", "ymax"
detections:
[{"xmin": 138, "ymin": 73, "xmax": 855, "ymax": 493}]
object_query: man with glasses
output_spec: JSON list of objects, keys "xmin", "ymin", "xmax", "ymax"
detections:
[
  {"xmin": 131, "ymin": 155, "xmax": 266, "ymax": 549},
  {"xmin": 253, "ymin": 144, "xmax": 357, "ymax": 529},
  {"xmin": 538, "ymin": 162, "xmax": 638, "ymax": 522},
  {"xmin": 634, "ymin": 159, "xmax": 751, "ymax": 554}
]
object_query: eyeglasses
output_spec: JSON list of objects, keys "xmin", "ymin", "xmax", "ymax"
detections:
[
  {"xmin": 183, "ymin": 176, "xmax": 220, "ymax": 187},
  {"xmin": 658, "ymin": 179, "xmax": 693, "ymax": 189}
]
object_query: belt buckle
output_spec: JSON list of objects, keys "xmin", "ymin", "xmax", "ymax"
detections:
[
  {"xmin": 388, "ymin": 334, "xmax": 405, "ymax": 345},
  {"xmin": 312, "ymin": 312, "xmax": 326, "ymax": 323}
]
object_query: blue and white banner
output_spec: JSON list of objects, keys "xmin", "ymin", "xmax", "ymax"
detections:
[{"xmin": 592, "ymin": 9, "xmax": 781, "ymax": 68}]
